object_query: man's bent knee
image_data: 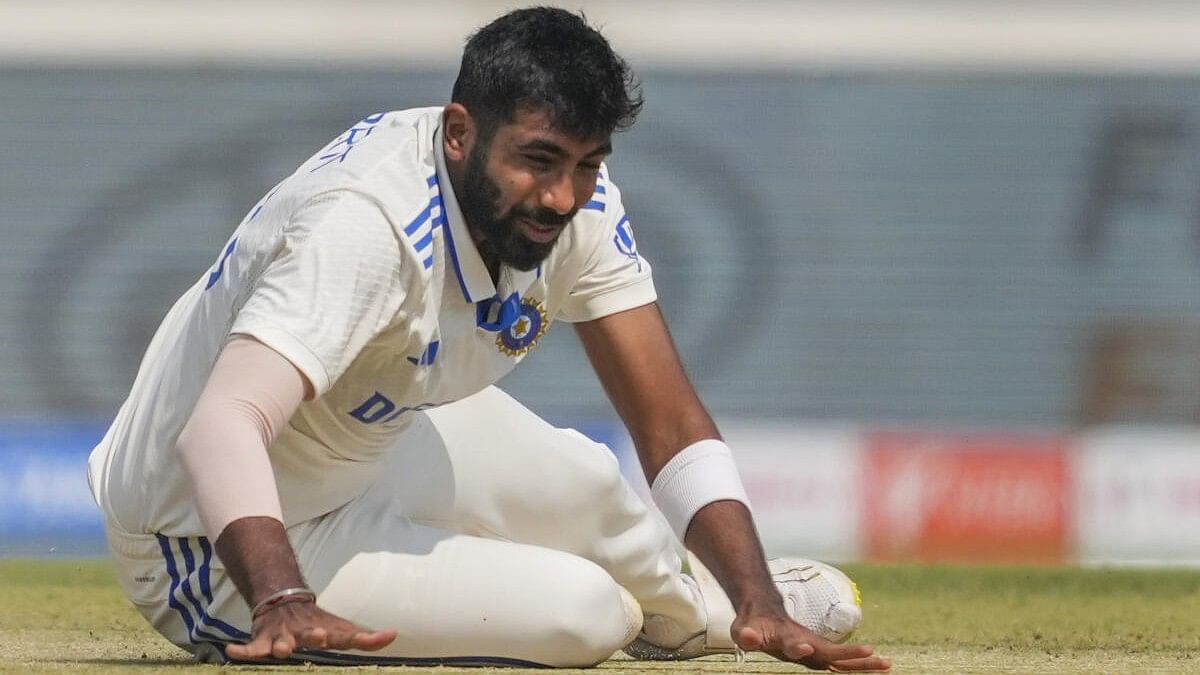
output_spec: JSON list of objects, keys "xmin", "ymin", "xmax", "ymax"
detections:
[{"xmin": 538, "ymin": 559, "xmax": 642, "ymax": 667}]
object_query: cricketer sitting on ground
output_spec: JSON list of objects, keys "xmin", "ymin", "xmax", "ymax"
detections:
[{"xmin": 86, "ymin": 7, "xmax": 890, "ymax": 672}]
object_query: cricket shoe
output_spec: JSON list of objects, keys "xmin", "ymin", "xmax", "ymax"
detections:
[{"xmin": 623, "ymin": 553, "xmax": 862, "ymax": 660}]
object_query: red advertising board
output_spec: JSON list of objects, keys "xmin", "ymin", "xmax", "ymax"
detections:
[{"xmin": 864, "ymin": 431, "xmax": 1072, "ymax": 563}]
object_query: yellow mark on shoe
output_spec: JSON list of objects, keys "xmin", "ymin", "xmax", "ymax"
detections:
[{"xmin": 851, "ymin": 579, "xmax": 862, "ymax": 607}]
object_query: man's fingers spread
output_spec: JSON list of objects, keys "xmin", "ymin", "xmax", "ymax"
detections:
[
  {"xmin": 829, "ymin": 656, "xmax": 893, "ymax": 673},
  {"xmin": 299, "ymin": 626, "xmax": 329, "ymax": 649},
  {"xmin": 350, "ymin": 628, "xmax": 399, "ymax": 651},
  {"xmin": 226, "ymin": 634, "xmax": 274, "ymax": 660},
  {"xmin": 223, "ymin": 643, "xmax": 254, "ymax": 660},
  {"xmin": 271, "ymin": 635, "xmax": 296, "ymax": 659},
  {"xmin": 322, "ymin": 625, "xmax": 358, "ymax": 650},
  {"xmin": 824, "ymin": 643, "xmax": 874, "ymax": 661},
  {"xmin": 734, "ymin": 625, "xmax": 766, "ymax": 651},
  {"xmin": 781, "ymin": 638, "xmax": 815, "ymax": 661}
]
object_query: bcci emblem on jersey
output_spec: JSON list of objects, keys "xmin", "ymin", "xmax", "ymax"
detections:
[{"xmin": 496, "ymin": 299, "xmax": 548, "ymax": 357}]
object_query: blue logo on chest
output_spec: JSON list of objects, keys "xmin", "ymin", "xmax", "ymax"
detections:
[{"xmin": 495, "ymin": 299, "xmax": 548, "ymax": 357}]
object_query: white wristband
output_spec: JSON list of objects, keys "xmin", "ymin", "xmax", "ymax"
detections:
[{"xmin": 650, "ymin": 439, "xmax": 751, "ymax": 541}]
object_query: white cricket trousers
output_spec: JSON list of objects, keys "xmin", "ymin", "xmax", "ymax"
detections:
[{"xmin": 104, "ymin": 387, "xmax": 706, "ymax": 667}]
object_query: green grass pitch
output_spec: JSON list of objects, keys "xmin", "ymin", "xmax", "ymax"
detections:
[{"xmin": 2, "ymin": 559, "xmax": 1198, "ymax": 673}]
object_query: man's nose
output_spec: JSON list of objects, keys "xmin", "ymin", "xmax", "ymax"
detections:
[{"xmin": 540, "ymin": 172, "xmax": 576, "ymax": 215}]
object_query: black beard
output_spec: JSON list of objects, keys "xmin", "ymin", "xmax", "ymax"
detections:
[{"xmin": 458, "ymin": 144, "xmax": 572, "ymax": 272}]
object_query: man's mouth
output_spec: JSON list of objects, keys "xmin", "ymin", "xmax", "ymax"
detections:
[{"xmin": 516, "ymin": 217, "xmax": 564, "ymax": 244}]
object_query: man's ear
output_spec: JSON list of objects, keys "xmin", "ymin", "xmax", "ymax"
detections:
[{"xmin": 442, "ymin": 103, "xmax": 474, "ymax": 163}]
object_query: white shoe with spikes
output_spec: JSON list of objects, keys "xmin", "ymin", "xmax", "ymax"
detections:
[{"xmin": 623, "ymin": 553, "xmax": 863, "ymax": 661}]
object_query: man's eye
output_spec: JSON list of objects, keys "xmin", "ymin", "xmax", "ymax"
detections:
[{"xmin": 525, "ymin": 155, "xmax": 554, "ymax": 167}]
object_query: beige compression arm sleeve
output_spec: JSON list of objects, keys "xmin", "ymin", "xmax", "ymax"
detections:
[{"xmin": 176, "ymin": 335, "xmax": 310, "ymax": 542}]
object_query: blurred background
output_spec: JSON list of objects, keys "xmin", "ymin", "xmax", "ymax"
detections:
[{"xmin": 1, "ymin": 1, "xmax": 1198, "ymax": 562}]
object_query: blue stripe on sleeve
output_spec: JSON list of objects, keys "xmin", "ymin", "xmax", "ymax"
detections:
[
  {"xmin": 404, "ymin": 203, "xmax": 434, "ymax": 236},
  {"xmin": 414, "ymin": 230, "xmax": 434, "ymax": 252}
]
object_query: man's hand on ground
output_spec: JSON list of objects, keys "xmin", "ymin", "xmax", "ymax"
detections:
[
  {"xmin": 732, "ymin": 612, "xmax": 891, "ymax": 673},
  {"xmin": 215, "ymin": 516, "xmax": 396, "ymax": 660},
  {"xmin": 224, "ymin": 599, "xmax": 397, "ymax": 660}
]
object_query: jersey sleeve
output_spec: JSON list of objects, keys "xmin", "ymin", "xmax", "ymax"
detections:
[
  {"xmin": 558, "ymin": 180, "xmax": 657, "ymax": 323},
  {"xmin": 231, "ymin": 191, "xmax": 407, "ymax": 396}
]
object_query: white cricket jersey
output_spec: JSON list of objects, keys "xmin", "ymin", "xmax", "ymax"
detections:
[{"xmin": 87, "ymin": 107, "xmax": 656, "ymax": 536}]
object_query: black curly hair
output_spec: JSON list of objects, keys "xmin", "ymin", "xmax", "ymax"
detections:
[{"xmin": 451, "ymin": 7, "xmax": 643, "ymax": 143}]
